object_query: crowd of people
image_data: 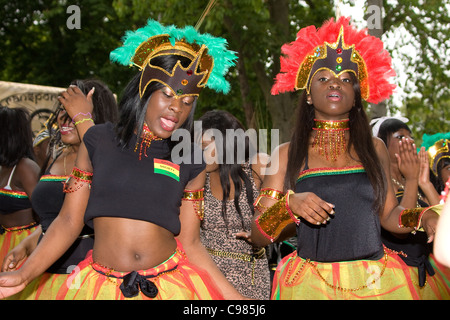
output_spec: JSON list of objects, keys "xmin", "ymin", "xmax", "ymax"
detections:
[{"xmin": 0, "ymin": 16, "xmax": 449, "ymax": 300}]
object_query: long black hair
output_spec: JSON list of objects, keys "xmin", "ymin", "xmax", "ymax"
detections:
[
  {"xmin": 285, "ymin": 73, "xmax": 386, "ymax": 214},
  {"xmin": 115, "ymin": 54, "xmax": 197, "ymax": 151},
  {"xmin": 199, "ymin": 110, "xmax": 258, "ymax": 230},
  {"xmin": 0, "ymin": 106, "xmax": 34, "ymax": 166}
]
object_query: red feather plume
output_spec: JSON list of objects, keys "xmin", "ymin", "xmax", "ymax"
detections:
[{"xmin": 271, "ymin": 16, "xmax": 396, "ymax": 104}]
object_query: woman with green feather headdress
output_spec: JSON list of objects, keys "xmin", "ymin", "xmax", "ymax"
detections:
[
  {"xmin": 421, "ymin": 132, "xmax": 450, "ymax": 196},
  {"xmin": 0, "ymin": 19, "xmax": 241, "ymax": 300}
]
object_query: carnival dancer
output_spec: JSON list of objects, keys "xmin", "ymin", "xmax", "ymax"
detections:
[
  {"xmin": 2, "ymin": 79, "xmax": 119, "ymax": 299},
  {"xmin": 251, "ymin": 16, "xmax": 441, "ymax": 300},
  {"xmin": 0, "ymin": 107, "xmax": 40, "ymax": 265},
  {"xmin": 0, "ymin": 19, "xmax": 239, "ymax": 300},
  {"xmin": 373, "ymin": 118, "xmax": 450, "ymax": 298},
  {"xmin": 198, "ymin": 110, "xmax": 271, "ymax": 299},
  {"xmin": 422, "ymin": 133, "xmax": 450, "ymax": 285}
]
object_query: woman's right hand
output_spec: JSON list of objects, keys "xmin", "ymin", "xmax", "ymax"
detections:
[
  {"xmin": 2, "ymin": 244, "xmax": 28, "ymax": 272},
  {"xmin": 288, "ymin": 192, "xmax": 334, "ymax": 225}
]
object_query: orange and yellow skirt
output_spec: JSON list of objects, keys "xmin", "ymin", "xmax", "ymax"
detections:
[
  {"xmin": 0, "ymin": 223, "xmax": 38, "ymax": 264},
  {"xmin": 272, "ymin": 249, "xmax": 450, "ymax": 300},
  {"xmin": 8, "ymin": 272, "xmax": 70, "ymax": 300},
  {"xmin": 52, "ymin": 241, "xmax": 223, "ymax": 300}
]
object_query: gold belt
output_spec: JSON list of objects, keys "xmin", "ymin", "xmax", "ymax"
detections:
[
  {"xmin": 206, "ymin": 247, "xmax": 266, "ymax": 262},
  {"xmin": 206, "ymin": 247, "xmax": 266, "ymax": 285}
]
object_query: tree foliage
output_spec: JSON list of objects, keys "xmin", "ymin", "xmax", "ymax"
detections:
[
  {"xmin": 381, "ymin": 0, "xmax": 450, "ymax": 141},
  {"xmin": 0, "ymin": 0, "xmax": 447, "ymax": 144}
]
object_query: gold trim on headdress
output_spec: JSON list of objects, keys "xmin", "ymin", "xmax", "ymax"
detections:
[
  {"xmin": 428, "ymin": 139, "xmax": 450, "ymax": 176},
  {"xmin": 110, "ymin": 19, "xmax": 237, "ymax": 97},
  {"xmin": 139, "ymin": 44, "xmax": 212, "ymax": 98},
  {"xmin": 297, "ymin": 27, "xmax": 369, "ymax": 100},
  {"xmin": 271, "ymin": 17, "xmax": 395, "ymax": 104}
]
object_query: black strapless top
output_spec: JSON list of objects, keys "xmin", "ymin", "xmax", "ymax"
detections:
[{"xmin": 295, "ymin": 165, "xmax": 384, "ymax": 262}]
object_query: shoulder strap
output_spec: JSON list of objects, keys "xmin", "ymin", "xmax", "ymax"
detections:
[{"xmin": 5, "ymin": 165, "xmax": 17, "ymax": 190}]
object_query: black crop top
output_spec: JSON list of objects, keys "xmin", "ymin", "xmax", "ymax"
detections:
[
  {"xmin": 31, "ymin": 173, "xmax": 67, "ymax": 232},
  {"xmin": 295, "ymin": 165, "xmax": 384, "ymax": 262},
  {"xmin": 83, "ymin": 122, "xmax": 205, "ymax": 235},
  {"xmin": 31, "ymin": 158, "xmax": 94, "ymax": 274},
  {"xmin": 0, "ymin": 188, "xmax": 31, "ymax": 214},
  {"xmin": 0, "ymin": 165, "xmax": 32, "ymax": 214}
]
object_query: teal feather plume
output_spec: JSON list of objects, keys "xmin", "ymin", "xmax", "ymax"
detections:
[
  {"xmin": 110, "ymin": 19, "xmax": 237, "ymax": 94},
  {"xmin": 421, "ymin": 132, "xmax": 450, "ymax": 151}
]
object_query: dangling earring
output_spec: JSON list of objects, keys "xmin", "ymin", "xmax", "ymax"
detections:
[{"xmin": 134, "ymin": 123, "xmax": 162, "ymax": 160}]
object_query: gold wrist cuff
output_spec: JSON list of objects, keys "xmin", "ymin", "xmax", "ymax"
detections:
[
  {"xmin": 255, "ymin": 190, "xmax": 299, "ymax": 242},
  {"xmin": 398, "ymin": 207, "xmax": 426, "ymax": 233}
]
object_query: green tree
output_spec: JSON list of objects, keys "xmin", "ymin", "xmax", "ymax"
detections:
[
  {"xmin": 366, "ymin": 0, "xmax": 450, "ymax": 141},
  {"xmin": 2, "ymin": 0, "xmax": 446, "ymax": 143},
  {"xmin": 0, "ymin": 0, "xmax": 134, "ymax": 95},
  {"xmin": 112, "ymin": 0, "xmax": 335, "ymax": 142}
]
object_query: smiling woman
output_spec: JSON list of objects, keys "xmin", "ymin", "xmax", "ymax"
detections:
[{"xmin": 1, "ymin": 79, "xmax": 119, "ymax": 300}]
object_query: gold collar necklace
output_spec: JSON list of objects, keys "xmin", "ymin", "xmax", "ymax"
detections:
[{"xmin": 312, "ymin": 119, "xmax": 349, "ymax": 162}]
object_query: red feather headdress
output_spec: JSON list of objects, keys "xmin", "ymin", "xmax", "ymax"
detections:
[{"xmin": 271, "ymin": 17, "xmax": 396, "ymax": 104}]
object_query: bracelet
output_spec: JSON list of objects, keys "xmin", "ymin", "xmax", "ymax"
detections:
[
  {"xmin": 255, "ymin": 192, "xmax": 298, "ymax": 242},
  {"xmin": 182, "ymin": 189, "xmax": 204, "ymax": 220},
  {"xmin": 74, "ymin": 118, "xmax": 94, "ymax": 126},
  {"xmin": 285, "ymin": 190, "xmax": 300, "ymax": 225},
  {"xmin": 72, "ymin": 112, "xmax": 92, "ymax": 123},
  {"xmin": 398, "ymin": 207, "xmax": 427, "ymax": 233}
]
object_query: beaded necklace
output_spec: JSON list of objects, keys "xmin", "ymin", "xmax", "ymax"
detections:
[
  {"xmin": 312, "ymin": 119, "xmax": 349, "ymax": 162},
  {"xmin": 134, "ymin": 123, "xmax": 162, "ymax": 160}
]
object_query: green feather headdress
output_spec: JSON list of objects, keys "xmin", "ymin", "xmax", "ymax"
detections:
[
  {"xmin": 421, "ymin": 132, "xmax": 450, "ymax": 176},
  {"xmin": 110, "ymin": 19, "xmax": 237, "ymax": 97}
]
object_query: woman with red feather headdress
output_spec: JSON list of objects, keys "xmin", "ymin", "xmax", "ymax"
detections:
[{"xmin": 250, "ymin": 16, "xmax": 446, "ymax": 299}]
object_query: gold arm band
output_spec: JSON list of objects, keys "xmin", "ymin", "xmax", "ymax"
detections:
[
  {"xmin": 182, "ymin": 188, "xmax": 204, "ymax": 200},
  {"xmin": 63, "ymin": 167, "xmax": 93, "ymax": 193},
  {"xmin": 259, "ymin": 188, "xmax": 284, "ymax": 200},
  {"xmin": 254, "ymin": 188, "xmax": 284, "ymax": 213},
  {"xmin": 255, "ymin": 190, "xmax": 299, "ymax": 242},
  {"xmin": 70, "ymin": 167, "xmax": 93, "ymax": 182},
  {"xmin": 398, "ymin": 207, "xmax": 426, "ymax": 232},
  {"xmin": 182, "ymin": 188, "xmax": 204, "ymax": 220}
]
